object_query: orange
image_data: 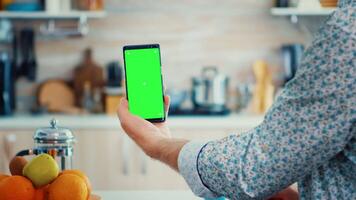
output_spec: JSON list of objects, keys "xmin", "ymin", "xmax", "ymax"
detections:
[
  {"xmin": 48, "ymin": 174, "xmax": 88, "ymax": 200},
  {"xmin": 0, "ymin": 175, "xmax": 35, "ymax": 200},
  {"xmin": 0, "ymin": 174, "xmax": 10, "ymax": 183},
  {"xmin": 35, "ymin": 185, "xmax": 49, "ymax": 200},
  {"xmin": 60, "ymin": 170, "xmax": 92, "ymax": 199}
]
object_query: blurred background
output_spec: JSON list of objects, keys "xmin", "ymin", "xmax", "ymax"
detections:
[{"xmin": 0, "ymin": 0, "xmax": 338, "ymax": 193}]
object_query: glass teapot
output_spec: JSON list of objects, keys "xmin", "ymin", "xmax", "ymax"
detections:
[{"xmin": 16, "ymin": 118, "xmax": 75, "ymax": 170}]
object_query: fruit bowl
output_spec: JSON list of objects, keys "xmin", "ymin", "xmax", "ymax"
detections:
[{"xmin": 0, "ymin": 154, "xmax": 98, "ymax": 200}]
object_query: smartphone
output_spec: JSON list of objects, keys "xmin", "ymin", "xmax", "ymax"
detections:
[{"xmin": 123, "ymin": 44, "xmax": 165, "ymax": 122}]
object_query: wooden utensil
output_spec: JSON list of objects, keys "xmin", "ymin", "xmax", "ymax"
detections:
[
  {"xmin": 73, "ymin": 48, "xmax": 104, "ymax": 107},
  {"xmin": 251, "ymin": 60, "xmax": 275, "ymax": 114}
]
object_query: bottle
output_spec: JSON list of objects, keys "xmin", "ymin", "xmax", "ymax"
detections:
[
  {"xmin": 0, "ymin": 52, "xmax": 14, "ymax": 116},
  {"xmin": 92, "ymin": 88, "xmax": 103, "ymax": 113},
  {"xmin": 81, "ymin": 81, "xmax": 94, "ymax": 112}
]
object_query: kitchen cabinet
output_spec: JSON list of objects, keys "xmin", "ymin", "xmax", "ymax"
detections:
[
  {"xmin": 72, "ymin": 127, "xmax": 244, "ymax": 190},
  {"xmin": 0, "ymin": 114, "xmax": 263, "ymax": 190}
]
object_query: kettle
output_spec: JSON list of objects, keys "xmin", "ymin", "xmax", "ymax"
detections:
[
  {"xmin": 192, "ymin": 67, "xmax": 229, "ymax": 112},
  {"xmin": 281, "ymin": 44, "xmax": 304, "ymax": 85},
  {"xmin": 16, "ymin": 119, "xmax": 75, "ymax": 170}
]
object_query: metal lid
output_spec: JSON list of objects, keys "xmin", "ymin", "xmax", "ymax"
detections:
[{"xmin": 33, "ymin": 119, "xmax": 75, "ymax": 144}]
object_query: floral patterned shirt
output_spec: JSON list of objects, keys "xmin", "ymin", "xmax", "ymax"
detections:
[{"xmin": 178, "ymin": 1, "xmax": 356, "ymax": 199}]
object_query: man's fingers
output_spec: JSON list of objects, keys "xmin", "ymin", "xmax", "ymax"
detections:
[
  {"xmin": 164, "ymin": 95, "xmax": 170, "ymax": 115},
  {"xmin": 117, "ymin": 98, "xmax": 146, "ymax": 141},
  {"xmin": 117, "ymin": 98, "xmax": 129, "ymax": 120}
]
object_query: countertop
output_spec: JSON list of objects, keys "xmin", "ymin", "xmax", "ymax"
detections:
[
  {"xmin": 95, "ymin": 190, "xmax": 202, "ymax": 200},
  {"xmin": 0, "ymin": 114, "xmax": 264, "ymax": 130}
]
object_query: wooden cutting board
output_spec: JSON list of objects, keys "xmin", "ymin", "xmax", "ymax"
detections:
[
  {"xmin": 37, "ymin": 79, "xmax": 82, "ymax": 114},
  {"xmin": 73, "ymin": 48, "xmax": 104, "ymax": 106}
]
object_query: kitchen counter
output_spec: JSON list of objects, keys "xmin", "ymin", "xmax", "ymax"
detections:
[
  {"xmin": 95, "ymin": 190, "xmax": 201, "ymax": 200},
  {"xmin": 0, "ymin": 114, "xmax": 264, "ymax": 130}
]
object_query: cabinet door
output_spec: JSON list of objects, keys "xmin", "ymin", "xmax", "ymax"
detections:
[
  {"xmin": 0, "ymin": 130, "xmax": 33, "ymax": 174},
  {"xmin": 75, "ymin": 127, "xmax": 233, "ymax": 190},
  {"xmin": 73, "ymin": 129, "xmax": 130, "ymax": 190}
]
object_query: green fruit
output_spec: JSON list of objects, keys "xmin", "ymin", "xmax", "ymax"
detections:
[{"xmin": 23, "ymin": 153, "xmax": 59, "ymax": 187}]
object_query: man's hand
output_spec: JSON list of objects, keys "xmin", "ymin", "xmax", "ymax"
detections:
[{"xmin": 117, "ymin": 95, "xmax": 188, "ymax": 171}]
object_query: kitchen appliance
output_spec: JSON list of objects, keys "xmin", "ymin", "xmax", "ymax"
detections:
[
  {"xmin": 191, "ymin": 67, "xmax": 229, "ymax": 113},
  {"xmin": 166, "ymin": 89, "xmax": 188, "ymax": 112},
  {"xmin": 235, "ymin": 84, "xmax": 253, "ymax": 112},
  {"xmin": 104, "ymin": 61, "xmax": 123, "ymax": 115},
  {"xmin": 281, "ymin": 44, "xmax": 304, "ymax": 84},
  {"xmin": 106, "ymin": 61, "xmax": 123, "ymax": 87},
  {"xmin": 16, "ymin": 119, "xmax": 76, "ymax": 170},
  {"xmin": 168, "ymin": 107, "xmax": 230, "ymax": 116},
  {"xmin": 0, "ymin": 51, "xmax": 15, "ymax": 116},
  {"xmin": 275, "ymin": 0, "xmax": 289, "ymax": 7},
  {"xmin": 18, "ymin": 28, "xmax": 37, "ymax": 81}
]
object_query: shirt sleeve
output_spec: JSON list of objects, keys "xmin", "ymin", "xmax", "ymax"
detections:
[
  {"xmin": 178, "ymin": 141, "xmax": 219, "ymax": 198},
  {"xmin": 178, "ymin": 6, "xmax": 355, "ymax": 199}
]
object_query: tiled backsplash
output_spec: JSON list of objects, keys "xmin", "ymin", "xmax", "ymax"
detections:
[{"xmin": 16, "ymin": 0, "xmax": 311, "ymax": 112}]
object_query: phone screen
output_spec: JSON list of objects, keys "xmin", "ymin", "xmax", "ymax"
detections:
[{"xmin": 123, "ymin": 44, "xmax": 165, "ymax": 121}]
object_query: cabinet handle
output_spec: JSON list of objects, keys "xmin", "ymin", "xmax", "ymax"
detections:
[
  {"xmin": 4, "ymin": 134, "xmax": 17, "ymax": 161},
  {"xmin": 140, "ymin": 150, "xmax": 147, "ymax": 175},
  {"xmin": 121, "ymin": 135, "xmax": 130, "ymax": 175}
]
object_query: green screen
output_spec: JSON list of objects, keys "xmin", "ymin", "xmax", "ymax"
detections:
[{"xmin": 124, "ymin": 48, "xmax": 164, "ymax": 119}]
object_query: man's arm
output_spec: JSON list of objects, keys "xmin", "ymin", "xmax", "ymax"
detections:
[
  {"xmin": 156, "ymin": 138, "xmax": 188, "ymax": 171},
  {"xmin": 185, "ymin": 13, "xmax": 355, "ymax": 199}
]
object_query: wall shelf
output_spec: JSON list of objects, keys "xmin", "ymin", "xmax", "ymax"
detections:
[
  {"xmin": 0, "ymin": 10, "xmax": 107, "ymax": 19},
  {"xmin": 0, "ymin": 10, "xmax": 107, "ymax": 38},
  {"xmin": 271, "ymin": 7, "xmax": 336, "ymax": 16},
  {"xmin": 270, "ymin": 7, "xmax": 336, "ymax": 25}
]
